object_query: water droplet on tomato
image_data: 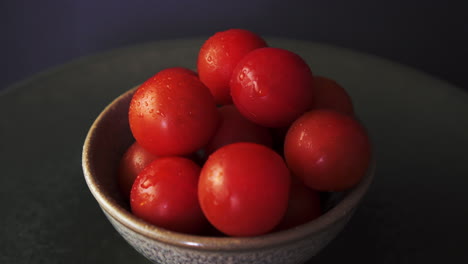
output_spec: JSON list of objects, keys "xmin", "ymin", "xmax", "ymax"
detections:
[
  {"xmin": 239, "ymin": 68, "xmax": 249, "ymax": 81},
  {"xmin": 252, "ymin": 81, "xmax": 267, "ymax": 96},
  {"xmin": 156, "ymin": 110, "xmax": 166, "ymax": 117},
  {"xmin": 141, "ymin": 180, "xmax": 151, "ymax": 189}
]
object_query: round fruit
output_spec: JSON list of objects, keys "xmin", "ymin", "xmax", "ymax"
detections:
[
  {"xmin": 129, "ymin": 67, "xmax": 220, "ymax": 156},
  {"xmin": 204, "ymin": 105, "xmax": 273, "ymax": 155},
  {"xmin": 130, "ymin": 157, "xmax": 207, "ymax": 234},
  {"xmin": 118, "ymin": 142, "xmax": 159, "ymax": 198},
  {"xmin": 199, "ymin": 142, "xmax": 291, "ymax": 236},
  {"xmin": 276, "ymin": 178, "xmax": 322, "ymax": 230},
  {"xmin": 230, "ymin": 47, "xmax": 314, "ymax": 127},
  {"xmin": 197, "ymin": 29, "xmax": 267, "ymax": 105},
  {"xmin": 284, "ymin": 110, "xmax": 371, "ymax": 191},
  {"xmin": 310, "ymin": 76, "xmax": 354, "ymax": 115}
]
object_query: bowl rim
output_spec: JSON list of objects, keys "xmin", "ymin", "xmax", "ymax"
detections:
[{"xmin": 82, "ymin": 88, "xmax": 376, "ymax": 251}]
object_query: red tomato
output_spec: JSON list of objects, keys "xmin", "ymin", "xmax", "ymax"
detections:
[
  {"xmin": 130, "ymin": 157, "xmax": 208, "ymax": 234},
  {"xmin": 199, "ymin": 142, "xmax": 291, "ymax": 237},
  {"xmin": 118, "ymin": 142, "xmax": 159, "ymax": 199},
  {"xmin": 204, "ymin": 105, "xmax": 273, "ymax": 155},
  {"xmin": 310, "ymin": 76, "xmax": 354, "ymax": 115},
  {"xmin": 284, "ymin": 110, "xmax": 371, "ymax": 191},
  {"xmin": 276, "ymin": 178, "xmax": 322, "ymax": 231},
  {"xmin": 129, "ymin": 67, "xmax": 220, "ymax": 156},
  {"xmin": 230, "ymin": 47, "xmax": 314, "ymax": 128},
  {"xmin": 197, "ymin": 29, "xmax": 267, "ymax": 105}
]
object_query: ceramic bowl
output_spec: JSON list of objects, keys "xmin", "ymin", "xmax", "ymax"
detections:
[{"xmin": 82, "ymin": 88, "xmax": 375, "ymax": 264}]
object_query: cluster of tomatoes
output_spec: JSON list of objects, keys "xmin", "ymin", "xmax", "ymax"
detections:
[{"xmin": 118, "ymin": 29, "xmax": 371, "ymax": 237}]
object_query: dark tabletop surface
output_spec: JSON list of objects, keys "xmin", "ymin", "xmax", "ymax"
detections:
[{"xmin": 1, "ymin": 38, "xmax": 467, "ymax": 263}]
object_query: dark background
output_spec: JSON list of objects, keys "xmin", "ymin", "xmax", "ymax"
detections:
[{"xmin": 1, "ymin": 0, "xmax": 467, "ymax": 91}]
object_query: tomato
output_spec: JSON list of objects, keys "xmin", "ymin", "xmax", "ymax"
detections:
[
  {"xmin": 197, "ymin": 29, "xmax": 267, "ymax": 105},
  {"xmin": 198, "ymin": 142, "xmax": 291, "ymax": 237},
  {"xmin": 118, "ymin": 142, "xmax": 159, "ymax": 199},
  {"xmin": 204, "ymin": 105, "xmax": 273, "ymax": 155},
  {"xmin": 276, "ymin": 178, "xmax": 322, "ymax": 231},
  {"xmin": 310, "ymin": 76, "xmax": 354, "ymax": 115},
  {"xmin": 129, "ymin": 67, "xmax": 220, "ymax": 156},
  {"xmin": 284, "ymin": 110, "xmax": 371, "ymax": 191},
  {"xmin": 230, "ymin": 47, "xmax": 314, "ymax": 128},
  {"xmin": 130, "ymin": 157, "xmax": 208, "ymax": 234}
]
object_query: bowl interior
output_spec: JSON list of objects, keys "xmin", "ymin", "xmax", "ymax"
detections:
[{"xmin": 82, "ymin": 88, "xmax": 375, "ymax": 251}]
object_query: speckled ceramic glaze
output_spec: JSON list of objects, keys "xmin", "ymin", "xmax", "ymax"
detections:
[{"xmin": 82, "ymin": 88, "xmax": 375, "ymax": 264}]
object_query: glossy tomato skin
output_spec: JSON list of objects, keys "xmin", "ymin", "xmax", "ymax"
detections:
[
  {"xmin": 129, "ymin": 67, "xmax": 220, "ymax": 156},
  {"xmin": 118, "ymin": 142, "xmax": 159, "ymax": 199},
  {"xmin": 199, "ymin": 143, "xmax": 291, "ymax": 237},
  {"xmin": 230, "ymin": 47, "xmax": 314, "ymax": 128},
  {"xmin": 310, "ymin": 76, "xmax": 354, "ymax": 115},
  {"xmin": 130, "ymin": 157, "xmax": 208, "ymax": 234},
  {"xmin": 276, "ymin": 178, "xmax": 322, "ymax": 231},
  {"xmin": 197, "ymin": 29, "xmax": 267, "ymax": 105},
  {"xmin": 284, "ymin": 110, "xmax": 371, "ymax": 191},
  {"xmin": 204, "ymin": 105, "xmax": 273, "ymax": 155}
]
